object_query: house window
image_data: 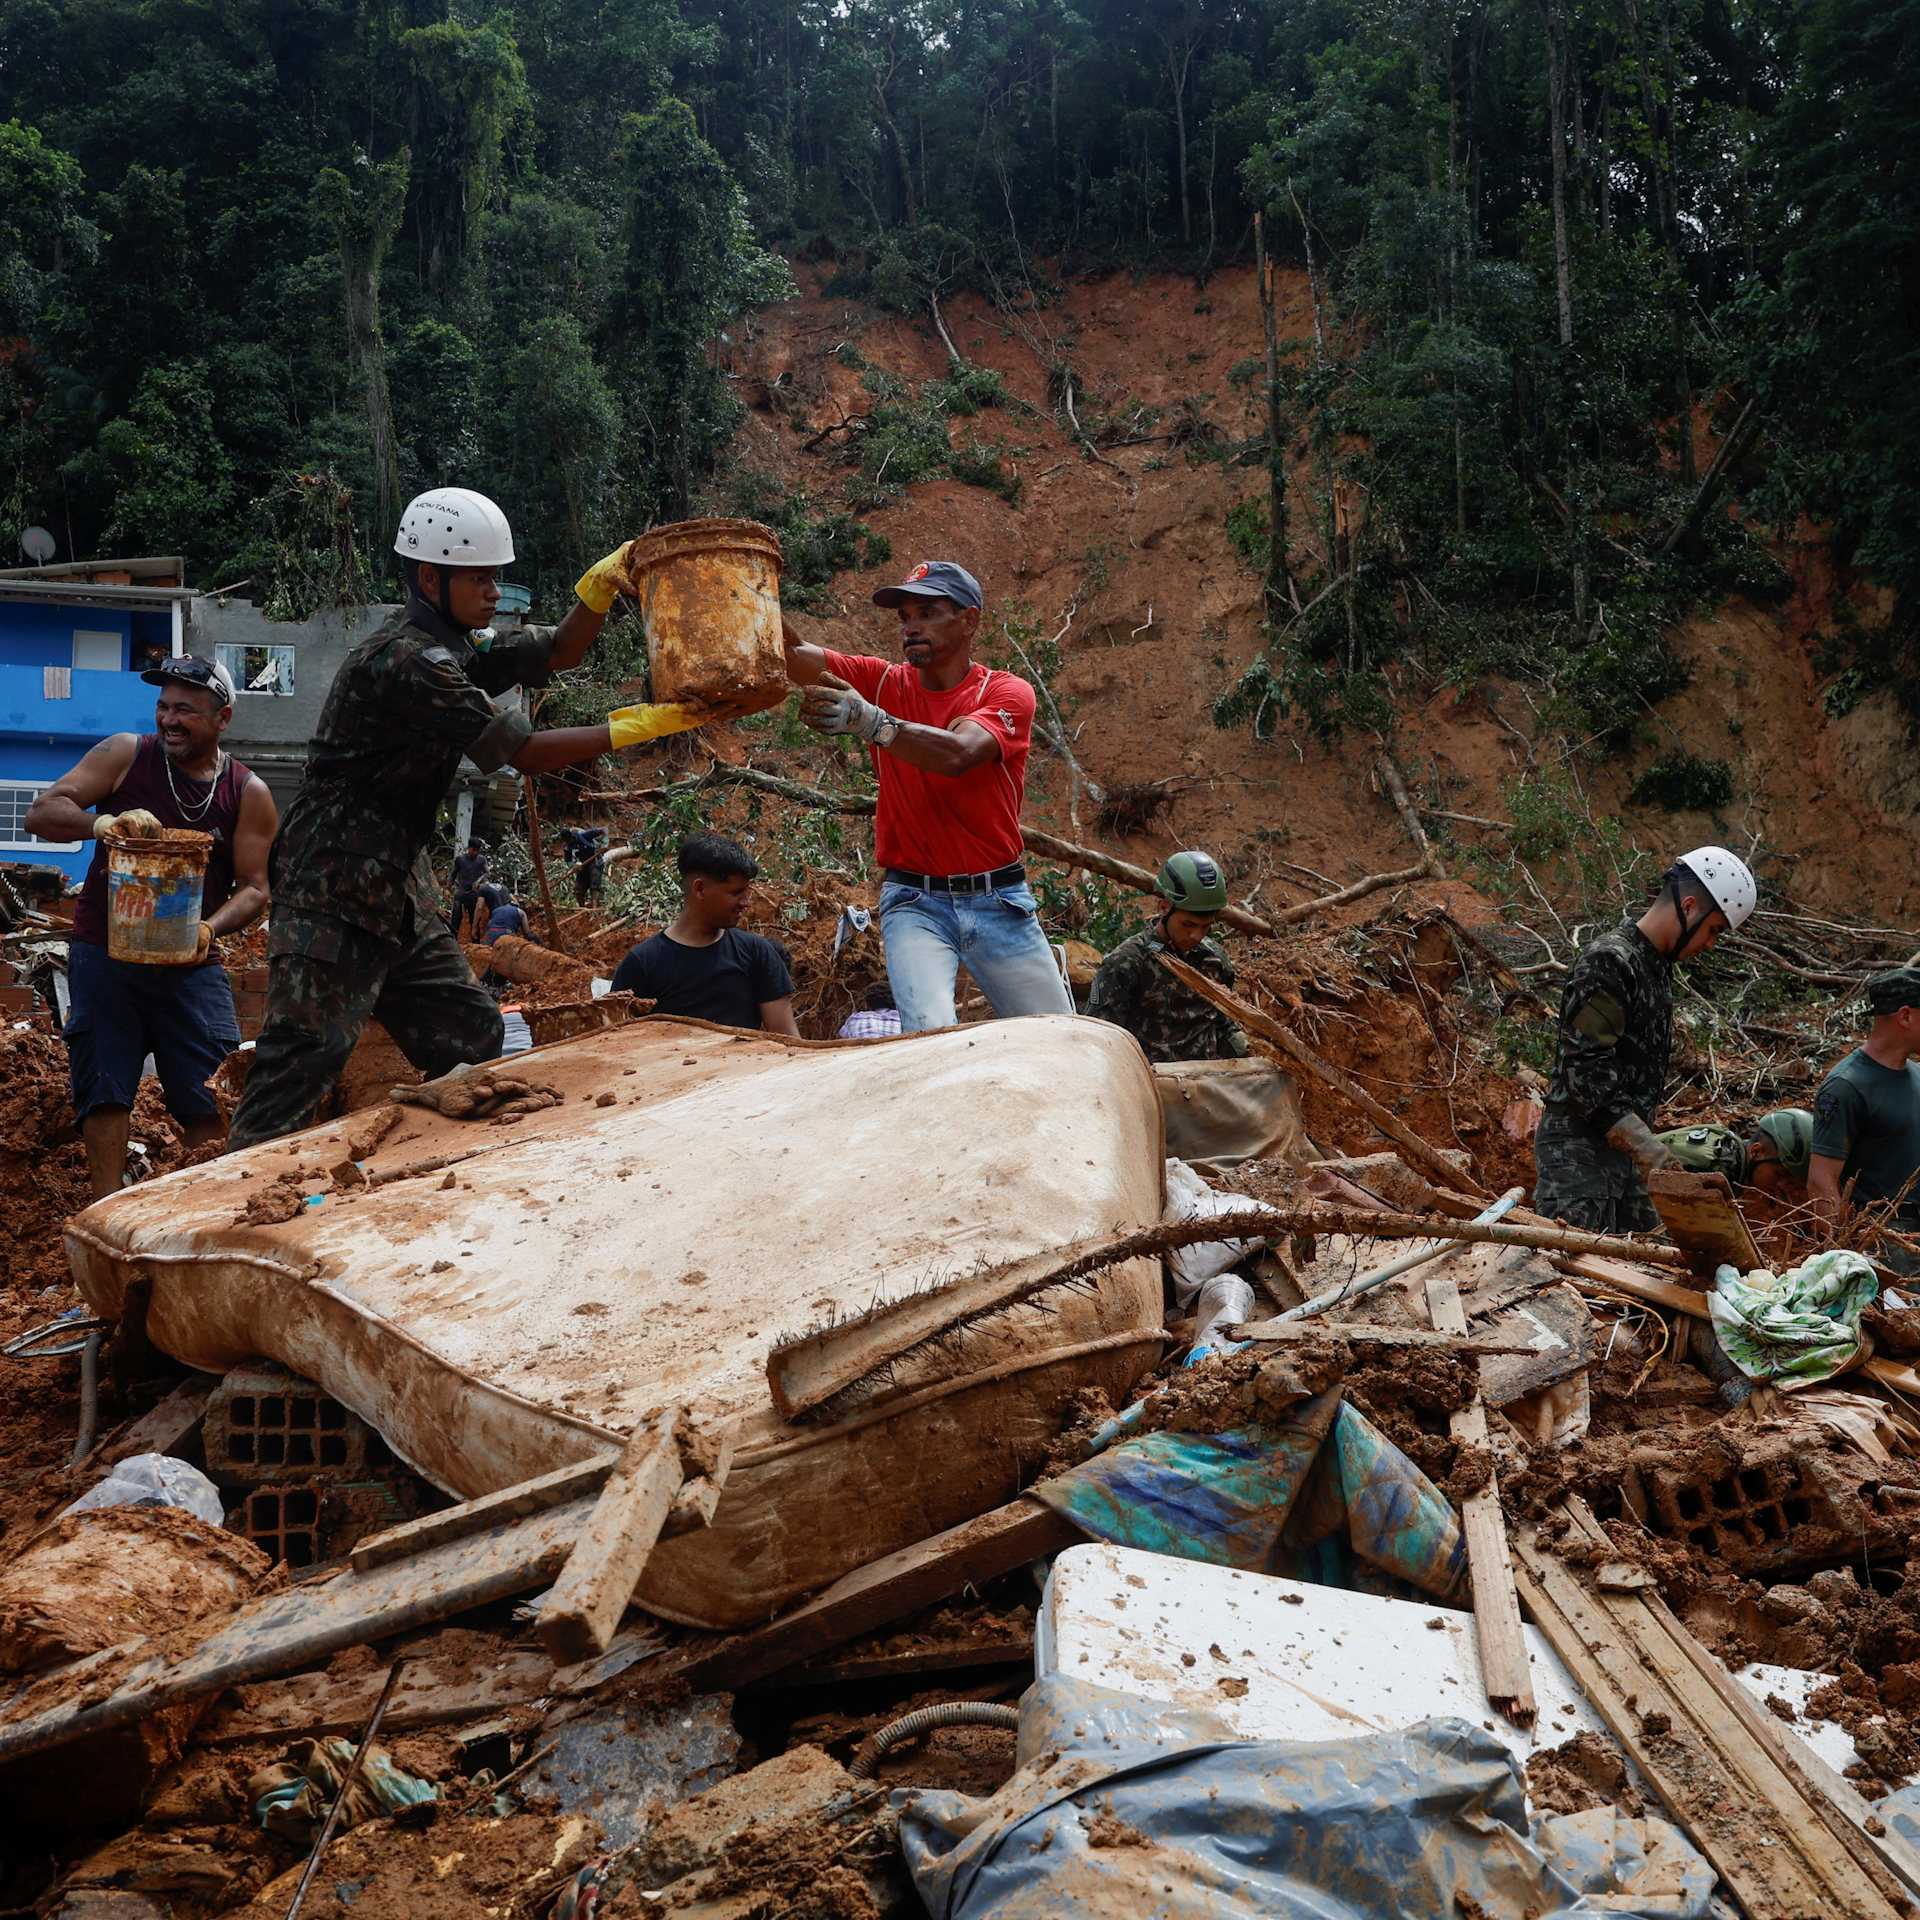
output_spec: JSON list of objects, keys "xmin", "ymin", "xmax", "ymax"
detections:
[
  {"xmin": 216, "ymin": 644, "xmax": 295, "ymax": 696},
  {"xmin": 0, "ymin": 785, "xmax": 81, "ymax": 853},
  {"xmin": 72, "ymin": 630, "xmax": 122, "ymax": 672}
]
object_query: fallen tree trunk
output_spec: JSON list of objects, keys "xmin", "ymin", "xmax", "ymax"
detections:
[
  {"xmin": 1159, "ymin": 951, "xmax": 1489, "ymax": 1200},
  {"xmin": 464, "ymin": 935, "xmax": 593, "ymax": 997}
]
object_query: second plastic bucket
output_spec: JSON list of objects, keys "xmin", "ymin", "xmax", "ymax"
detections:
[
  {"xmin": 104, "ymin": 828, "xmax": 213, "ymax": 963},
  {"xmin": 628, "ymin": 517, "xmax": 787, "ymax": 720}
]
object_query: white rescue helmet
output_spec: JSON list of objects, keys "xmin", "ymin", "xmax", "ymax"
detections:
[
  {"xmin": 394, "ymin": 488, "xmax": 515, "ymax": 567},
  {"xmin": 1675, "ymin": 845, "xmax": 1756, "ymax": 930}
]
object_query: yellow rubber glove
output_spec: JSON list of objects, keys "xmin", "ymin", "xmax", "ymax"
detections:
[
  {"xmin": 608, "ymin": 702, "xmax": 705, "ymax": 748},
  {"xmin": 574, "ymin": 542, "xmax": 638, "ymax": 615}
]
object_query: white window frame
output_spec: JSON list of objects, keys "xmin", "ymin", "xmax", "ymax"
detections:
[
  {"xmin": 215, "ymin": 642, "xmax": 296, "ymax": 696},
  {"xmin": 71, "ymin": 629, "xmax": 122, "ymax": 672},
  {"xmin": 0, "ymin": 784, "xmax": 82, "ymax": 854}
]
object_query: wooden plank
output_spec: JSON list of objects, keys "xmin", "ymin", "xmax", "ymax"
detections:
[
  {"xmin": 1554, "ymin": 1253, "xmax": 1711, "ymax": 1317},
  {"xmin": 536, "ymin": 1408, "xmax": 685, "ymax": 1666},
  {"xmin": 766, "ymin": 1217, "xmax": 1268, "ymax": 1420},
  {"xmin": 760, "ymin": 1636, "xmax": 1036, "ymax": 1690},
  {"xmin": 680, "ymin": 1496, "xmax": 1082, "ymax": 1694},
  {"xmin": 1512, "ymin": 1509, "xmax": 1907, "ymax": 1919},
  {"xmin": 84, "ymin": 1376, "xmax": 215, "ymax": 1470},
  {"xmin": 1475, "ymin": 1286, "xmax": 1594, "ymax": 1407},
  {"xmin": 0, "ymin": 1491, "xmax": 598, "ymax": 1769},
  {"xmin": 196, "ymin": 1628, "xmax": 661, "ymax": 1743},
  {"xmin": 1158, "ymin": 951, "xmax": 1488, "ymax": 1198},
  {"xmin": 1232, "ymin": 1320, "xmax": 1539, "ymax": 1355},
  {"xmin": 1646, "ymin": 1167, "xmax": 1764, "ymax": 1277},
  {"xmin": 351, "ymin": 1452, "xmax": 620, "ymax": 1571},
  {"xmin": 1423, "ymin": 1265, "xmax": 1534, "ymax": 1723},
  {"xmin": 1556, "ymin": 1498, "xmax": 1920, "ymax": 1903}
]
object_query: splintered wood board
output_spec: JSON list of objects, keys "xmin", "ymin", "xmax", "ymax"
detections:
[
  {"xmin": 1512, "ymin": 1503, "xmax": 1907, "ymax": 1920},
  {"xmin": 1647, "ymin": 1167, "xmax": 1764, "ymax": 1278}
]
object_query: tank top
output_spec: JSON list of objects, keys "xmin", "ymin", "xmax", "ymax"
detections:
[{"xmin": 72, "ymin": 734, "xmax": 253, "ymax": 964}]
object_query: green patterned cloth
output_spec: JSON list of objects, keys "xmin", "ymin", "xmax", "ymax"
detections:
[{"xmin": 1709, "ymin": 1250, "xmax": 1880, "ymax": 1387}]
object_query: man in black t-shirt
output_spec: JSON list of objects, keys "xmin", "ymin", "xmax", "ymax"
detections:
[{"xmin": 611, "ymin": 833, "xmax": 800, "ymax": 1034}]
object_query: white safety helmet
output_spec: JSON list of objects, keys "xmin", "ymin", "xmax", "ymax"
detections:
[
  {"xmin": 1674, "ymin": 845, "xmax": 1756, "ymax": 931},
  {"xmin": 393, "ymin": 488, "xmax": 515, "ymax": 567}
]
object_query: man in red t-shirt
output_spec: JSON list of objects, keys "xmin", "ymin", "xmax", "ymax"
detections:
[{"xmin": 783, "ymin": 560, "xmax": 1073, "ymax": 1031}]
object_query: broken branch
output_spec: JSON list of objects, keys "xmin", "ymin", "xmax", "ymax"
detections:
[{"xmin": 1158, "ymin": 952, "xmax": 1488, "ymax": 1198}]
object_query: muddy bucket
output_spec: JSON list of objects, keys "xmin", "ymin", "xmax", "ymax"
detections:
[
  {"xmin": 628, "ymin": 517, "xmax": 786, "ymax": 721},
  {"xmin": 103, "ymin": 828, "xmax": 213, "ymax": 963}
]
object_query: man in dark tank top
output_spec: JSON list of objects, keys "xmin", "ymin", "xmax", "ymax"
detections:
[{"xmin": 25, "ymin": 655, "xmax": 278, "ymax": 1200}]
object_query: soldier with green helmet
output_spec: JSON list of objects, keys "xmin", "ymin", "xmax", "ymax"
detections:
[
  {"xmin": 1086, "ymin": 851, "xmax": 1250, "ymax": 1063},
  {"xmin": 1658, "ymin": 1107, "xmax": 1814, "ymax": 1200}
]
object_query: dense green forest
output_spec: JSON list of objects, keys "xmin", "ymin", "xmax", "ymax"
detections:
[{"xmin": 0, "ymin": 0, "xmax": 1913, "ymax": 717}]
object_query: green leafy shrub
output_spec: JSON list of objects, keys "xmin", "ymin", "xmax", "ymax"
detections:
[{"xmin": 1628, "ymin": 752, "xmax": 1737, "ymax": 812}]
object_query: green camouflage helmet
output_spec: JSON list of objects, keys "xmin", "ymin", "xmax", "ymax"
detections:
[
  {"xmin": 1755, "ymin": 1107, "xmax": 1815, "ymax": 1179},
  {"xmin": 1658, "ymin": 1123, "xmax": 1749, "ymax": 1185},
  {"xmin": 1156, "ymin": 850, "xmax": 1229, "ymax": 914}
]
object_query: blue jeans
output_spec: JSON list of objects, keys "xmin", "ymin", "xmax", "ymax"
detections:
[
  {"xmin": 64, "ymin": 938, "xmax": 240, "ymax": 1121},
  {"xmin": 879, "ymin": 881, "xmax": 1074, "ymax": 1032}
]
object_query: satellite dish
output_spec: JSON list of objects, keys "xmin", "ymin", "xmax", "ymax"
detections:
[{"xmin": 20, "ymin": 527, "xmax": 55, "ymax": 563}]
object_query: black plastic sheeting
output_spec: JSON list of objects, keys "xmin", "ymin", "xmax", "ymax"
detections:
[{"xmin": 896, "ymin": 1674, "xmax": 1719, "ymax": 1920}]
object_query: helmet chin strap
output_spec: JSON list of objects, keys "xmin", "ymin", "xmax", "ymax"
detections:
[{"xmin": 1663, "ymin": 866, "xmax": 1709, "ymax": 958}]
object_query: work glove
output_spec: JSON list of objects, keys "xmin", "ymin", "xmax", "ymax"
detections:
[
  {"xmin": 94, "ymin": 808, "xmax": 164, "ymax": 840},
  {"xmin": 1606, "ymin": 1111, "xmax": 1679, "ymax": 1177},
  {"xmin": 1226, "ymin": 1028, "xmax": 1250, "ymax": 1058},
  {"xmin": 574, "ymin": 542, "xmax": 639, "ymax": 615},
  {"xmin": 393, "ymin": 1061, "xmax": 563, "ymax": 1121},
  {"xmin": 801, "ymin": 672, "xmax": 899, "ymax": 746},
  {"xmin": 608, "ymin": 702, "xmax": 705, "ymax": 748}
]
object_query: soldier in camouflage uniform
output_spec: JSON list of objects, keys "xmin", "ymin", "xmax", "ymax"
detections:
[
  {"xmin": 1087, "ymin": 850, "xmax": 1250, "ymax": 1064},
  {"xmin": 230, "ymin": 488, "xmax": 707, "ymax": 1151},
  {"xmin": 1534, "ymin": 845, "xmax": 1757, "ymax": 1234}
]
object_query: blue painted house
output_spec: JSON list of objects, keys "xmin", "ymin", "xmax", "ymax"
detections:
[{"xmin": 0, "ymin": 557, "xmax": 198, "ymax": 880}]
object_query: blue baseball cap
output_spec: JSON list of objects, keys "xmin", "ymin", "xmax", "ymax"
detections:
[{"xmin": 872, "ymin": 560, "xmax": 983, "ymax": 611}]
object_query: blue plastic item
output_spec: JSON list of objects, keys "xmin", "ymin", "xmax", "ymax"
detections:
[{"xmin": 897, "ymin": 1673, "xmax": 1718, "ymax": 1920}]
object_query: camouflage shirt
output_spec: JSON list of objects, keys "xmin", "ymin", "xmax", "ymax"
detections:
[
  {"xmin": 271, "ymin": 600, "xmax": 555, "ymax": 940},
  {"xmin": 1546, "ymin": 921, "xmax": 1673, "ymax": 1135},
  {"xmin": 1087, "ymin": 923, "xmax": 1248, "ymax": 1064}
]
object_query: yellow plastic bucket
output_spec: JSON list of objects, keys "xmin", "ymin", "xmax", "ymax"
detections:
[
  {"xmin": 628, "ymin": 517, "xmax": 787, "ymax": 721},
  {"xmin": 103, "ymin": 828, "xmax": 213, "ymax": 964}
]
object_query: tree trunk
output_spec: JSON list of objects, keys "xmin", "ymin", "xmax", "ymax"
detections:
[
  {"xmin": 1166, "ymin": 42, "xmax": 1190, "ymax": 243},
  {"xmin": 1626, "ymin": 0, "xmax": 1693, "ymax": 484},
  {"xmin": 1252, "ymin": 211, "xmax": 1290, "ymax": 610},
  {"xmin": 316, "ymin": 153, "xmax": 408, "ymax": 549},
  {"xmin": 1544, "ymin": 1, "xmax": 1574, "ymax": 349}
]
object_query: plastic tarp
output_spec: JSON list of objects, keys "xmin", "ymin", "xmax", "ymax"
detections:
[
  {"xmin": 1031, "ymin": 1389, "xmax": 1466, "ymax": 1598},
  {"xmin": 1154, "ymin": 1057, "xmax": 1320, "ymax": 1170},
  {"xmin": 1164, "ymin": 1157, "xmax": 1283, "ymax": 1303},
  {"xmin": 1710, "ymin": 1249, "xmax": 1879, "ymax": 1386},
  {"xmin": 897, "ymin": 1674, "xmax": 1716, "ymax": 1920}
]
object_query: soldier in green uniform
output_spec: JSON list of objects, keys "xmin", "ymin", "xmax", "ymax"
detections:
[
  {"xmin": 229, "ymin": 489, "xmax": 702, "ymax": 1151},
  {"xmin": 1659, "ymin": 1108, "xmax": 1814, "ymax": 1199},
  {"xmin": 1086, "ymin": 851, "xmax": 1250, "ymax": 1063},
  {"xmin": 1533, "ymin": 845, "xmax": 1756, "ymax": 1234}
]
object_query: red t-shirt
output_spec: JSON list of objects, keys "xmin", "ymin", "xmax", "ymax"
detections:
[{"xmin": 822, "ymin": 650, "xmax": 1035, "ymax": 876}]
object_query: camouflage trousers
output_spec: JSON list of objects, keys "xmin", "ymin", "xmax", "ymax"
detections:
[
  {"xmin": 1531, "ymin": 1107, "xmax": 1664, "ymax": 1237},
  {"xmin": 229, "ymin": 909, "xmax": 504, "ymax": 1151}
]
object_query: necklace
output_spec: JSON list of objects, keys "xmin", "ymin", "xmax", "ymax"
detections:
[{"xmin": 164, "ymin": 748, "xmax": 225, "ymax": 822}]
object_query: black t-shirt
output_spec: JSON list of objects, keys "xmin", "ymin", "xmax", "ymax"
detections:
[{"xmin": 610, "ymin": 929, "xmax": 795, "ymax": 1029}]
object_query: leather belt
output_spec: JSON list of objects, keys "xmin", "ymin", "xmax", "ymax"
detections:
[{"xmin": 884, "ymin": 863, "xmax": 1026, "ymax": 895}]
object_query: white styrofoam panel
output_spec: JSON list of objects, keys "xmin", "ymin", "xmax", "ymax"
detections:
[
  {"xmin": 1038, "ymin": 1541, "xmax": 1614, "ymax": 1767},
  {"xmin": 1736, "ymin": 1662, "xmax": 1869, "ymax": 1777}
]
